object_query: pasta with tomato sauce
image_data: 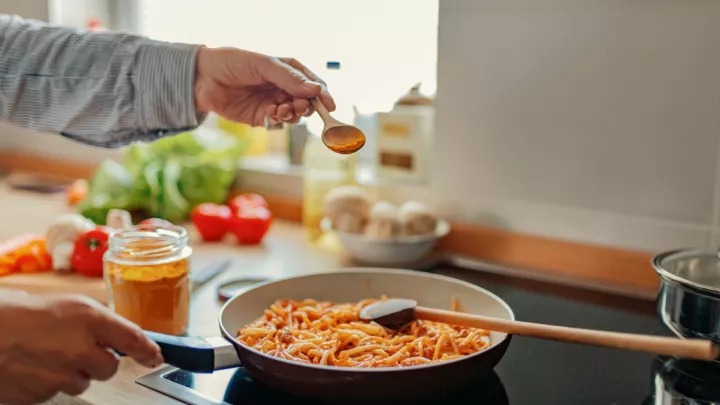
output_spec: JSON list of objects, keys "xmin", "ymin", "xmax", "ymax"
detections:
[{"xmin": 235, "ymin": 297, "xmax": 491, "ymax": 368}]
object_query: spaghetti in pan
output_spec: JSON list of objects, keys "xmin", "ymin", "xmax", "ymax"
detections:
[{"xmin": 236, "ymin": 297, "xmax": 491, "ymax": 368}]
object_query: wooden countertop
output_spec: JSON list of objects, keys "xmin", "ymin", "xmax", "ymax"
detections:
[{"xmin": 0, "ymin": 183, "xmax": 349, "ymax": 405}]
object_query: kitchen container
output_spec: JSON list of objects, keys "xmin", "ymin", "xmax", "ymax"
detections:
[
  {"xmin": 326, "ymin": 218, "xmax": 450, "ymax": 265},
  {"xmin": 375, "ymin": 105, "xmax": 433, "ymax": 185},
  {"xmin": 373, "ymin": 84, "xmax": 434, "ymax": 185},
  {"xmin": 104, "ymin": 224, "xmax": 192, "ymax": 336},
  {"xmin": 653, "ymin": 248, "xmax": 720, "ymax": 342}
]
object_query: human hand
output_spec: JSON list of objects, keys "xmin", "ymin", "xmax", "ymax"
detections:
[
  {"xmin": 0, "ymin": 292, "xmax": 162, "ymax": 405},
  {"xmin": 194, "ymin": 47, "xmax": 336, "ymax": 127}
]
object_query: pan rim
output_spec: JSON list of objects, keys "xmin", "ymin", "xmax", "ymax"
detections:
[{"xmin": 218, "ymin": 267, "xmax": 515, "ymax": 373}]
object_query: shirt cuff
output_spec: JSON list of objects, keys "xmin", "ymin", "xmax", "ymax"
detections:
[{"xmin": 135, "ymin": 39, "xmax": 207, "ymax": 133}]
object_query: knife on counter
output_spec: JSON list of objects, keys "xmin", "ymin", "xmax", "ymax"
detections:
[{"xmin": 189, "ymin": 259, "xmax": 232, "ymax": 292}]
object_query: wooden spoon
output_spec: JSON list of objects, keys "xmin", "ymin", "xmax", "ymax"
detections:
[
  {"xmin": 310, "ymin": 98, "xmax": 366, "ymax": 155},
  {"xmin": 359, "ymin": 298, "xmax": 720, "ymax": 361}
]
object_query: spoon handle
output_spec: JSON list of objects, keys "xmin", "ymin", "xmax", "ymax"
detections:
[
  {"xmin": 310, "ymin": 98, "xmax": 333, "ymax": 123},
  {"xmin": 414, "ymin": 306, "xmax": 718, "ymax": 361}
]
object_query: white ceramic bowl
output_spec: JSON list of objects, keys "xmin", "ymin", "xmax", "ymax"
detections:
[{"xmin": 325, "ymin": 218, "xmax": 451, "ymax": 265}]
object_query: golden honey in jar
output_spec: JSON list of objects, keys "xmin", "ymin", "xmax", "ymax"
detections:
[{"xmin": 104, "ymin": 224, "xmax": 192, "ymax": 336}]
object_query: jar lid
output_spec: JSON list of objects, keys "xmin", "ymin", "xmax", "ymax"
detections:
[{"xmin": 653, "ymin": 248, "xmax": 720, "ymax": 294}]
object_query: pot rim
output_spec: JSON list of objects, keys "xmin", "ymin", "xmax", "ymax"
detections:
[{"xmin": 653, "ymin": 248, "xmax": 720, "ymax": 297}]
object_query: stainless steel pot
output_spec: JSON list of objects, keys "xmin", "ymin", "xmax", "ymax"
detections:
[
  {"xmin": 653, "ymin": 249, "xmax": 720, "ymax": 342},
  {"xmin": 645, "ymin": 356, "xmax": 720, "ymax": 404}
]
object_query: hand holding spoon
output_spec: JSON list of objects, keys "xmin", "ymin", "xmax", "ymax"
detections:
[
  {"xmin": 310, "ymin": 98, "xmax": 366, "ymax": 154},
  {"xmin": 360, "ymin": 298, "xmax": 719, "ymax": 361}
]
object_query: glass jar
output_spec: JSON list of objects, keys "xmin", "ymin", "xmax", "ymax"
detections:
[{"xmin": 104, "ymin": 224, "xmax": 192, "ymax": 336}]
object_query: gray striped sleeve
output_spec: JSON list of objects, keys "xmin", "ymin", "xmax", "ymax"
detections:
[{"xmin": 0, "ymin": 14, "xmax": 206, "ymax": 148}]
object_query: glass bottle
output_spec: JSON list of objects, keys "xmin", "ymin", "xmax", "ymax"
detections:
[{"xmin": 301, "ymin": 61, "xmax": 358, "ymax": 241}]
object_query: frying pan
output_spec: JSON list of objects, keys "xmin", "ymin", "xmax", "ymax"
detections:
[{"xmin": 142, "ymin": 268, "xmax": 514, "ymax": 400}]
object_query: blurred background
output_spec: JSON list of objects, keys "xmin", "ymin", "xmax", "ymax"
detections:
[{"xmin": 2, "ymin": 0, "xmax": 720, "ymax": 257}]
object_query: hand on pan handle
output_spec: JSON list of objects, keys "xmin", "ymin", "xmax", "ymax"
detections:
[
  {"xmin": 0, "ymin": 291, "xmax": 163, "ymax": 405},
  {"xmin": 135, "ymin": 331, "xmax": 240, "ymax": 373}
]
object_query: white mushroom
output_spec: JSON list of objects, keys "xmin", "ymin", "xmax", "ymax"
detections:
[
  {"xmin": 45, "ymin": 214, "xmax": 95, "ymax": 271},
  {"xmin": 323, "ymin": 186, "xmax": 371, "ymax": 234},
  {"xmin": 364, "ymin": 201, "xmax": 400, "ymax": 240},
  {"xmin": 106, "ymin": 209, "xmax": 133, "ymax": 230},
  {"xmin": 398, "ymin": 201, "xmax": 438, "ymax": 237}
]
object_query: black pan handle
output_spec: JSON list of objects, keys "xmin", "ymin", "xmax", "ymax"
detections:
[
  {"xmin": 117, "ymin": 331, "xmax": 241, "ymax": 373},
  {"xmin": 144, "ymin": 331, "xmax": 216, "ymax": 373}
]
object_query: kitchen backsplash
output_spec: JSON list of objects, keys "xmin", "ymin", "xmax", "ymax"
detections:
[{"xmin": 3, "ymin": 0, "xmax": 720, "ymax": 255}]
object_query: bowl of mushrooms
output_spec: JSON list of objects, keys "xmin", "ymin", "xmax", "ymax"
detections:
[{"xmin": 322, "ymin": 186, "xmax": 450, "ymax": 265}]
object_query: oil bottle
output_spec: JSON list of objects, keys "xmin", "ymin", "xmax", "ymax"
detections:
[{"xmin": 302, "ymin": 61, "xmax": 357, "ymax": 241}]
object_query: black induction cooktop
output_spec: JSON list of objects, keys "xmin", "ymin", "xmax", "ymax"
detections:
[{"xmin": 137, "ymin": 262, "xmax": 720, "ymax": 405}]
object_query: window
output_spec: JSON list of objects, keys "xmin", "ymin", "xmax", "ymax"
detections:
[{"xmin": 137, "ymin": 0, "xmax": 438, "ymax": 114}]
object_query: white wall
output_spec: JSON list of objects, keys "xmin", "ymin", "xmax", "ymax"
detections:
[
  {"xmin": 0, "ymin": 0, "xmax": 48, "ymax": 20},
  {"xmin": 48, "ymin": 0, "xmax": 111, "ymax": 28},
  {"xmin": 424, "ymin": 0, "xmax": 720, "ymax": 252}
]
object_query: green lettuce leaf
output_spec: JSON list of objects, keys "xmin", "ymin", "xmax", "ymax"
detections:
[
  {"xmin": 160, "ymin": 159, "xmax": 191, "ymax": 222},
  {"xmin": 79, "ymin": 128, "xmax": 248, "ymax": 223},
  {"xmin": 77, "ymin": 160, "xmax": 147, "ymax": 224}
]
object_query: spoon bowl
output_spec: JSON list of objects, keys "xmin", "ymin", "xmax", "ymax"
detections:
[
  {"xmin": 322, "ymin": 125, "xmax": 366, "ymax": 154},
  {"xmin": 311, "ymin": 98, "xmax": 366, "ymax": 154}
]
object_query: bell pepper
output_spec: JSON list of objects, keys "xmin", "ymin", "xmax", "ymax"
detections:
[
  {"xmin": 0, "ymin": 256, "xmax": 14, "ymax": 276},
  {"xmin": 30, "ymin": 240, "xmax": 53, "ymax": 270},
  {"xmin": 15, "ymin": 253, "xmax": 43, "ymax": 273},
  {"xmin": 71, "ymin": 226, "xmax": 111, "ymax": 277},
  {"xmin": 227, "ymin": 205, "xmax": 273, "ymax": 245},
  {"xmin": 0, "ymin": 235, "xmax": 53, "ymax": 276},
  {"xmin": 16, "ymin": 240, "xmax": 52, "ymax": 273},
  {"xmin": 0, "ymin": 234, "xmax": 38, "ymax": 256},
  {"xmin": 66, "ymin": 179, "xmax": 88, "ymax": 207},
  {"xmin": 191, "ymin": 203, "xmax": 231, "ymax": 242}
]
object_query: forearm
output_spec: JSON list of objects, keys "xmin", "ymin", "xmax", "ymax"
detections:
[{"xmin": 0, "ymin": 14, "xmax": 206, "ymax": 148}]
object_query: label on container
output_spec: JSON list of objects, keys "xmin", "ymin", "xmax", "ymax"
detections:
[
  {"xmin": 380, "ymin": 121, "xmax": 412, "ymax": 138},
  {"xmin": 380, "ymin": 152, "xmax": 414, "ymax": 170}
]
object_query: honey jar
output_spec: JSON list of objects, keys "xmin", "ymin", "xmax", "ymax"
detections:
[{"xmin": 104, "ymin": 224, "xmax": 192, "ymax": 336}]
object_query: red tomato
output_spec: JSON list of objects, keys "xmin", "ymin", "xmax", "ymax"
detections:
[
  {"xmin": 139, "ymin": 218, "xmax": 174, "ymax": 228},
  {"xmin": 227, "ymin": 205, "xmax": 273, "ymax": 245},
  {"xmin": 71, "ymin": 226, "xmax": 111, "ymax": 277},
  {"xmin": 228, "ymin": 193, "xmax": 268, "ymax": 213},
  {"xmin": 191, "ymin": 203, "xmax": 231, "ymax": 242}
]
